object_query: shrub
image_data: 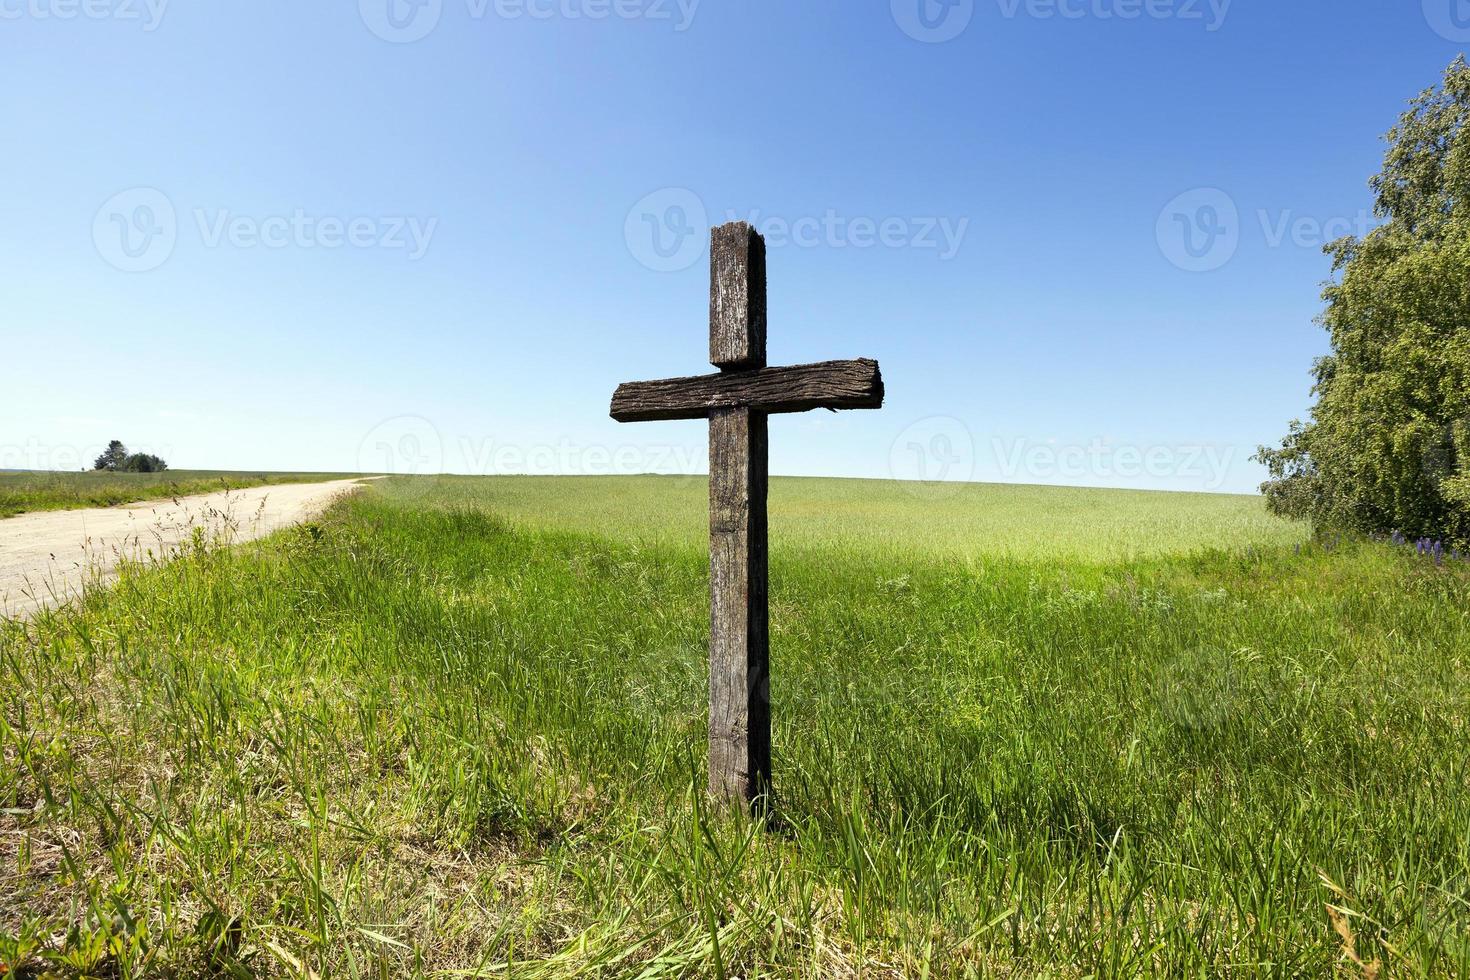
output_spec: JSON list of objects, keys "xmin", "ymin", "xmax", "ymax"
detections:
[{"xmin": 1258, "ymin": 58, "xmax": 1470, "ymax": 550}]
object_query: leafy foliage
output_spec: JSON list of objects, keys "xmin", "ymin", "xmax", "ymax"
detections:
[
  {"xmin": 90, "ymin": 440, "xmax": 168, "ymax": 473},
  {"xmin": 91, "ymin": 439, "xmax": 128, "ymax": 472},
  {"xmin": 120, "ymin": 452, "xmax": 168, "ymax": 473},
  {"xmin": 1258, "ymin": 58, "xmax": 1470, "ymax": 549}
]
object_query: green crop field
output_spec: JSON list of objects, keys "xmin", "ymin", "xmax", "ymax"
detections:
[
  {"xmin": 4, "ymin": 476, "xmax": 1468, "ymax": 978},
  {"xmin": 0, "ymin": 470, "xmax": 358, "ymax": 519}
]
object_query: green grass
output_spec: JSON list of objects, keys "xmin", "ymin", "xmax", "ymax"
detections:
[
  {"xmin": 0, "ymin": 470, "xmax": 358, "ymax": 519},
  {"xmin": 3, "ymin": 476, "xmax": 1468, "ymax": 978},
  {"xmin": 396, "ymin": 475, "xmax": 1302, "ymax": 560}
]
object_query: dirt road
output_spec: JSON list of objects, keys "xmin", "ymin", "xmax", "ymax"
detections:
[{"xmin": 0, "ymin": 479, "xmax": 372, "ymax": 618}]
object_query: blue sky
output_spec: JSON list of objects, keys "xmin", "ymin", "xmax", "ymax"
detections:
[{"xmin": 3, "ymin": 0, "xmax": 1465, "ymax": 492}]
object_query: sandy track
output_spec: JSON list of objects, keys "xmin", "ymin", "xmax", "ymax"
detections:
[{"xmin": 0, "ymin": 478, "xmax": 373, "ymax": 618}]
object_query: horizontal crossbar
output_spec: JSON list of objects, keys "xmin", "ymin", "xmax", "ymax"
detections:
[{"xmin": 611, "ymin": 359, "xmax": 883, "ymax": 423}]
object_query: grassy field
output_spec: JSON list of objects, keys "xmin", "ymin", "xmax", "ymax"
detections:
[
  {"xmin": 3, "ymin": 476, "xmax": 1468, "ymax": 978},
  {"xmin": 0, "ymin": 470, "xmax": 357, "ymax": 519},
  {"xmin": 401, "ymin": 475, "xmax": 1301, "ymax": 560}
]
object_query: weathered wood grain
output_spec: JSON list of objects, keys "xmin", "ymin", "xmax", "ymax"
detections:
[
  {"xmin": 609, "ymin": 359, "xmax": 884, "ymax": 423},
  {"xmin": 708, "ymin": 406, "xmax": 770, "ymax": 808},
  {"xmin": 609, "ymin": 219, "xmax": 885, "ymax": 814},
  {"xmin": 707, "ymin": 221, "xmax": 772, "ymax": 811},
  {"xmin": 709, "ymin": 222, "xmax": 766, "ymax": 370}
]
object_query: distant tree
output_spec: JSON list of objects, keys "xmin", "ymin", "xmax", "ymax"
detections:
[
  {"xmin": 121, "ymin": 453, "xmax": 168, "ymax": 473},
  {"xmin": 93, "ymin": 440, "xmax": 128, "ymax": 471},
  {"xmin": 92, "ymin": 441, "xmax": 169, "ymax": 473},
  {"xmin": 1256, "ymin": 58, "xmax": 1470, "ymax": 549}
]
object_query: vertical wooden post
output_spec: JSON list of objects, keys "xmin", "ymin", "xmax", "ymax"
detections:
[
  {"xmin": 708, "ymin": 408, "xmax": 770, "ymax": 808},
  {"xmin": 611, "ymin": 218, "xmax": 883, "ymax": 811},
  {"xmin": 709, "ymin": 222, "xmax": 767, "ymax": 371},
  {"xmin": 707, "ymin": 222, "xmax": 771, "ymax": 809}
]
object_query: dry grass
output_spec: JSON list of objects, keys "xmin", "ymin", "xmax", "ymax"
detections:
[{"xmin": 0, "ymin": 470, "xmax": 356, "ymax": 519}]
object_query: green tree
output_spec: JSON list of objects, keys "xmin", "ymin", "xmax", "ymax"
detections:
[
  {"xmin": 120, "ymin": 453, "xmax": 168, "ymax": 473},
  {"xmin": 93, "ymin": 440, "xmax": 128, "ymax": 472},
  {"xmin": 1257, "ymin": 58, "xmax": 1470, "ymax": 549}
]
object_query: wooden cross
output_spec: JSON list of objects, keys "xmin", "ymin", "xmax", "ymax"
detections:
[{"xmin": 610, "ymin": 221, "xmax": 885, "ymax": 810}]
